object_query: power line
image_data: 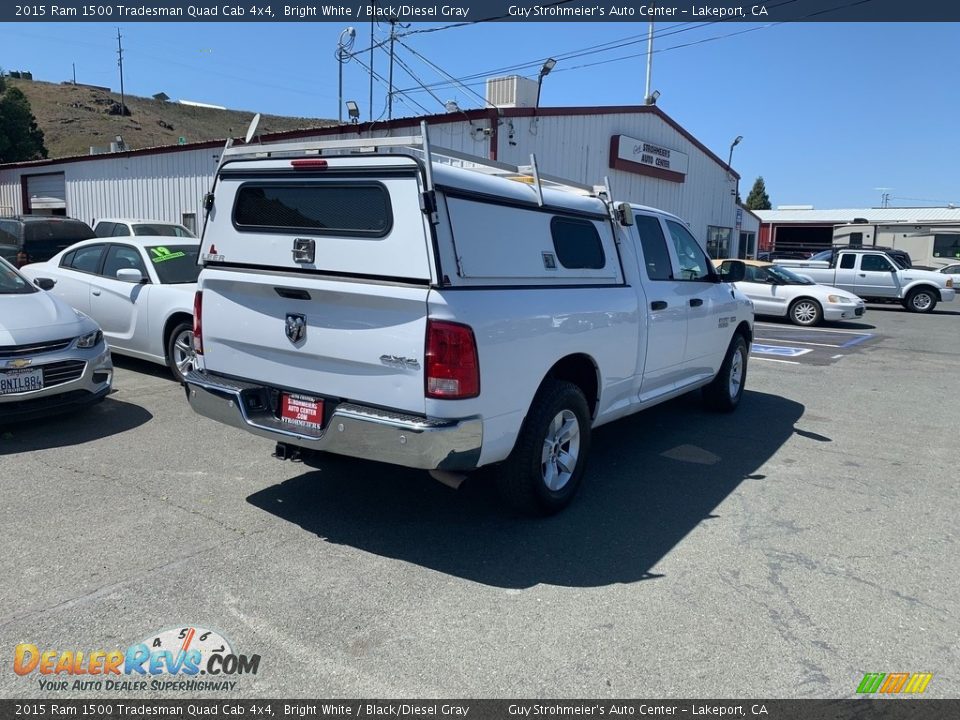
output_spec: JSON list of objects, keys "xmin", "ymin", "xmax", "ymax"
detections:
[{"xmin": 396, "ymin": 39, "xmax": 491, "ymax": 109}]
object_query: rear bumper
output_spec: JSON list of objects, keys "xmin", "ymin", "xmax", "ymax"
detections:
[{"xmin": 183, "ymin": 370, "xmax": 483, "ymax": 472}]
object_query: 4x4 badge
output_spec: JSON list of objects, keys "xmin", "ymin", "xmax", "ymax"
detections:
[{"xmin": 285, "ymin": 313, "xmax": 306, "ymax": 344}]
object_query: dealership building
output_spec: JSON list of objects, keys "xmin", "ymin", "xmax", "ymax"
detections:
[{"xmin": 0, "ymin": 78, "xmax": 750, "ymax": 257}]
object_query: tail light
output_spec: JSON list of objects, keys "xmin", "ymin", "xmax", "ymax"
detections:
[
  {"xmin": 15, "ymin": 251, "xmax": 28, "ymax": 268},
  {"xmin": 425, "ymin": 320, "xmax": 480, "ymax": 399},
  {"xmin": 193, "ymin": 291, "xmax": 203, "ymax": 355}
]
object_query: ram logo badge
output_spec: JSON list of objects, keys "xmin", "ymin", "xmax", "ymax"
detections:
[{"xmin": 285, "ymin": 313, "xmax": 307, "ymax": 344}]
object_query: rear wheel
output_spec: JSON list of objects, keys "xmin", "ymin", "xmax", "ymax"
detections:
[
  {"xmin": 904, "ymin": 287, "xmax": 938, "ymax": 313},
  {"xmin": 788, "ymin": 298, "xmax": 823, "ymax": 326},
  {"xmin": 497, "ymin": 380, "xmax": 591, "ymax": 516},
  {"xmin": 166, "ymin": 322, "xmax": 196, "ymax": 383},
  {"xmin": 703, "ymin": 333, "xmax": 748, "ymax": 412}
]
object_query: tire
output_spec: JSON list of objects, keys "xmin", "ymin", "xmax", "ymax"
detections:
[
  {"xmin": 166, "ymin": 321, "xmax": 197, "ymax": 383},
  {"xmin": 788, "ymin": 297, "xmax": 823, "ymax": 326},
  {"xmin": 904, "ymin": 287, "xmax": 938, "ymax": 313},
  {"xmin": 496, "ymin": 380, "xmax": 592, "ymax": 516},
  {"xmin": 702, "ymin": 333, "xmax": 748, "ymax": 412}
]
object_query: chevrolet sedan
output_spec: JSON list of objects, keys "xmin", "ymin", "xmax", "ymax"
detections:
[
  {"xmin": 0, "ymin": 256, "xmax": 112, "ymax": 421},
  {"xmin": 21, "ymin": 237, "xmax": 200, "ymax": 382},
  {"xmin": 715, "ymin": 259, "xmax": 866, "ymax": 326}
]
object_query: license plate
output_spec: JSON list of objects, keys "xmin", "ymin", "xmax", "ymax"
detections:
[
  {"xmin": 280, "ymin": 393, "xmax": 324, "ymax": 430},
  {"xmin": 0, "ymin": 368, "xmax": 44, "ymax": 395}
]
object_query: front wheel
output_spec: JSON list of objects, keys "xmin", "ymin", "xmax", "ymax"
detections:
[
  {"xmin": 497, "ymin": 380, "xmax": 592, "ymax": 516},
  {"xmin": 702, "ymin": 333, "xmax": 748, "ymax": 412},
  {"xmin": 904, "ymin": 287, "xmax": 938, "ymax": 313},
  {"xmin": 789, "ymin": 298, "xmax": 823, "ymax": 326},
  {"xmin": 166, "ymin": 322, "xmax": 197, "ymax": 383}
]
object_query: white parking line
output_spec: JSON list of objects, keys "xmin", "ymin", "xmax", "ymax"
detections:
[
  {"xmin": 754, "ymin": 337, "xmax": 848, "ymax": 348},
  {"xmin": 754, "ymin": 322, "xmax": 872, "ymax": 336},
  {"xmin": 832, "ymin": 354, "xmax": 844, "ymax": 359},
  {"xmin": 751, "ymin": 356, "xmax": 800, "ymax": 365}
]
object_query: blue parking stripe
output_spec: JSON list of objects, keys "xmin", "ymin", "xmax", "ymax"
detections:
[{"xmin": 840, "ymin": 334, "xmax": 874, "ymax": 348}]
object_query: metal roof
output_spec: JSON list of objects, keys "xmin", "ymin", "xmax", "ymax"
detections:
[{"xmin": 755, "ymin": 207, "xmax": 960, "ymax": 224}]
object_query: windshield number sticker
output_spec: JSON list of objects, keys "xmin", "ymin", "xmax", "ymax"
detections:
[{"xmin": 150, "ymin": 247, "xmax": 186, "ymax": 264}]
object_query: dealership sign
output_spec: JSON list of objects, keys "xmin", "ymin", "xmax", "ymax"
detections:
[{"xmin": 609, "ymin": 135, "xmax": 688, "ymax": 183}]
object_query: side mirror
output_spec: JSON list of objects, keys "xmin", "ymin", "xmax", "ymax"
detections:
[
  {"xmin": 116, "ymin": 268, "xmax": 144, "ymax": 284},
  {"xmin": 720, "ymin": 260, "xmax": 746, "ymax": 283},
  {"xmin": 34, "ymin": 277, "xmax": 56, "ymax": 291},
  {"xmin": 616, "ymin": 203, "xmax": 634, "ymax": 227},
  {"xmin": 203, "ymin": 192, "xmax": 215, "ymax": 212}
]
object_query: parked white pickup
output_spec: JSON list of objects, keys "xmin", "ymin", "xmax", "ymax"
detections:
[
  {"xmin": 778, "ymin": 249, "xmax": 955, "ymax": 313},
  {"xmin": 183, "ymin": 130, "xmax": 754, "ymax": 514}
]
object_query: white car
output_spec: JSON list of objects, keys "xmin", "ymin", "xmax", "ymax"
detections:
[
  {"xmin": 715, "ymin": 259, "xmax": 865, "ymax": 326},
  {"xmin": 937, "ymin": 263, "xmax": 960, "ymax": 288},
  {"xmin": 0, "ymin": 256, "xmax": 112, "ymax": 421},
  {"xmin": 21, "ymin": 237, "xmax": 200, "ymax": 382},
  {"xmin": 93, "ymin": 218, "xmax": 196, "ymax": 239}
]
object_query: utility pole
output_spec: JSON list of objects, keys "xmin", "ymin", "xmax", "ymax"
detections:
[
  {"xmin": 388, "ymin": 17, "xmax": 395, "ymax": 121},
  {"xmin": 72, "ymin": 62, "xmax": 76, "ymax": 85},
  {"xmin": 644, "ymin": 14, "xmax": 654, "ymax": 103},
  {"xmin": 368, "ymin": 5, "xmax": 374, "ymax": 123},
  {"xmin": 116, "ymin": 28, "xmax": 125, "ymax": 115}
]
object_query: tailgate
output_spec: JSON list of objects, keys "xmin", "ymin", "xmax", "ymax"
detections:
[{"xmin": 200, "ymin": 269, "xmax": 429, "ymax": 414}]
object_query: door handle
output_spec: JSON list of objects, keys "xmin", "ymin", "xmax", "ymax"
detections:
[
  {"xmin": 92, "ymin": 289, "xmax": 101, "ymax": 296},
  {"xmin": 689, "ymin": 298, "xmax": 703, "ymax": 307},
  {"xmin": 650, "ymin": 301, "xmax": 668, "ymax": 311}
]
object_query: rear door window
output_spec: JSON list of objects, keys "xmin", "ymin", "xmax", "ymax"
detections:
[
  {"xmin": 64, "ymin": 244, "xmax": 105, "ymax": 274},
  {"xmin": 94, "ymin": 222, "xmax": 116, "ymax": 237},
  {"xmin": 634, "ymin": 214, "xmax": 673, "ymax": 280},
  {"xmin": 232, "ymin": 183, "xmax": 392, "ymax": 237}
]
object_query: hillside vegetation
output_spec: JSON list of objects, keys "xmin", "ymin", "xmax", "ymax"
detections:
[{"xmin": 5, "ymin": 77, "xmax": 334, "ymax": 160}]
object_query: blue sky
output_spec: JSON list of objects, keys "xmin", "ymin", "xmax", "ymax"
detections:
[{"xmin": 1, "ymin": 21, "xmax": 958, "ymax": 209}]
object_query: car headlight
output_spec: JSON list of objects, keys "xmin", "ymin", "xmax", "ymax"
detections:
[
  {"xmin": 76, "ymin": 330, "xmax": 103, "ymax": 348},
  {"xmin": 827, "ymin": 295, "xmax": 852, "ymax": 303}
]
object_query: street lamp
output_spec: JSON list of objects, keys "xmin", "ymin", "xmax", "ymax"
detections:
[
  {"xmin": 727, "ymin": 135, "xmax": 743, "ymax": 169},
  {"xmin": 535, "ymin": 58, "xmax": 557, "ymax": 109},
  {"xmin": 346, "ymin": 100, "xmax": 360, "ymax": 124},
  {"xmin": 644, "ymin": 89, "xmax": 660, "ymax": 105}
]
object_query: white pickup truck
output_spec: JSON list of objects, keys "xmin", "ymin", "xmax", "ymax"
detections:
[
  {"xmin": 778, "ymin": 248, "xmax": 955, "ymax": 313},
  {"xmin": 183, "ymin": 129, "xmax": 754, "ymax": 514}
]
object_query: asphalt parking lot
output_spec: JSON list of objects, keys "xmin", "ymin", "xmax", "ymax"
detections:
[{"xmin": 2, "ymin": 302, "xmax": 958, "ymax": 699}]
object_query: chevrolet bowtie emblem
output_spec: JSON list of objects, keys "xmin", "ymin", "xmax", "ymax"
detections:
[{"xmin": 7, "ymin": 358, "xmax": 33, "ymax": 369}]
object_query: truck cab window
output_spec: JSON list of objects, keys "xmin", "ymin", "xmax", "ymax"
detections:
[
  {"xmin": 666, "ymin": 220, "xmax": 712, "ymax": 281},
  {"xmin": 839, "ymin": 254, "xmax": 856, "ymax": 269},
  {"xmin": 861, "ymin": 255, "xmax": 893, "ymax": 272}
]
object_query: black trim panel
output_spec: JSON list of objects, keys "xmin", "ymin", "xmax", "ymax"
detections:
[{"xmin": 202, "ymin": 261, "xmax": 431, "ymax": 288}]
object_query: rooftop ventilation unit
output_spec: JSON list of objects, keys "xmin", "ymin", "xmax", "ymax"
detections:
[{"xmin": 485, "ymin": 75, "xmax": 538, "ymax": 108}]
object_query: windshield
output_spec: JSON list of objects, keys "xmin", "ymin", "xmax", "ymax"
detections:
[
  {"xmin": 0, "ymin": 258, "xmax": 36, "ymax": 294},
  {"xmin": 146, "ymin": 245, "xmax": 201, "ymax": 284},
  {"xmin": 808, "ymin": 250, "xmax": 832, "ymax": 262},
  {"xmin": 768, "ymin": 265, "xmax": 814, "ymax": 285},
  {"xmin": 134, "ymin": 224, "xmax": 196, "ymax": 238}
]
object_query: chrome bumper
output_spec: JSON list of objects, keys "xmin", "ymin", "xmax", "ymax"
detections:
[{"xmin": 183, "ymin": 370, "xmax": 482, "ymax": 472}]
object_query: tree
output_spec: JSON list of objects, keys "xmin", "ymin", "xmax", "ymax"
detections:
[
  {"xmin": 744, "ymin": 176, "xmax": 771, "ymax": 210},
  {"xmin": 0, "ymin": 85, "xmax": 48, "ymax": 163}
]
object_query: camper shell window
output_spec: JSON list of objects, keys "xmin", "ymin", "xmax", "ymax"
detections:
[
  {"xmin": 233, "ymin": 182, "xmax": 393, "ymax": 238},
  {"xmin": 550, "ymin": 217, "xmax": 606, "ymax": 270}
]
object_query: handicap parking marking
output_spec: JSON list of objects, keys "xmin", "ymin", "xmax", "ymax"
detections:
[{"xmin": 751, "ymin": 343, "xmax": 813, "ymax": 357}]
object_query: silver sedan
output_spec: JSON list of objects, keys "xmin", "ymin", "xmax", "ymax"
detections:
[{"xmin": 0, "ymin": 257, "xmax": 112, "ymax": 421}]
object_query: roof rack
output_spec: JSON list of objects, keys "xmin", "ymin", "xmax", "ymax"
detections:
[{"xmin": 219, "ymin": 120, "xmax": 604, "ymax": 203}]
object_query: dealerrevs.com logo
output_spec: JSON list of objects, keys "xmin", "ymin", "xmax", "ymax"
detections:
[{"xmin": 14, "ymin": 626, "xmax": 261, "ymax": 692}]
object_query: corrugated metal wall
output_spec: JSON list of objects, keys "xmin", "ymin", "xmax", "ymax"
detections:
[{"xmin": 0, "ymin": 111, "xmax": 738, "ymax": 252}]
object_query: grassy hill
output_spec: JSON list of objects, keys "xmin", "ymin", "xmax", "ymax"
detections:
[{"xmin": 5, "ymin": 77, "xmax": 335, "ymax": 160}]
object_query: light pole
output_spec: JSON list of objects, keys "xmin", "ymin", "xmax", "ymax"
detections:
[
  {"xmin": 728, "ymin": 135, "xmax": 744, "ymax": 259},
  {"xmin": 535, "ymin": 58, "xmax": 557, "ymax": 110},
  {"xmin": 727, "ymin": 135, "xmax": 743, "ymax": 171},
  {"xmin": 336, "ymin": 27, "xmax": 356, "ymax": 125}
]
